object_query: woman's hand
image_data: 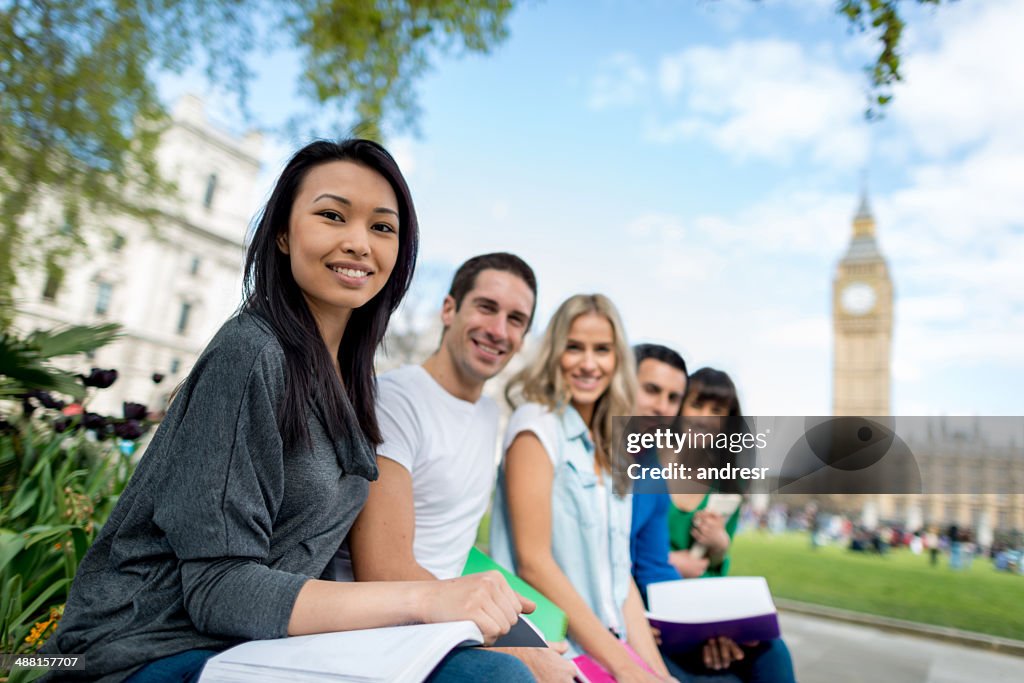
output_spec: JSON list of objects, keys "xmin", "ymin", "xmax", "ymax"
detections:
[
  {"xmin": 420, "ymin": 571, "xmax": 534, "ymax": 644},
  {"xmin": 668, "ymin": 549, "xmax": 709, "ymax": 578},
  {"xmin": 702, "ymin": 636, "xmax": 744, "ymax": 671},
  {"xmin": 691, "ymin": 511, "xmax": 730, "ymax": 555},
  {"xmin": 608, "ymin": 657, "xmax": 674, "ymax": 683}
]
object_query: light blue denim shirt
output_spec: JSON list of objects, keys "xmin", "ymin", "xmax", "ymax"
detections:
[{"xmin": 489, "ymin": 402, "xmax": 633, "ymax": 657}]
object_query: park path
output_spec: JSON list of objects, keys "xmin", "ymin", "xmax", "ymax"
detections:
[{"xmin": 780, "ymin": 611, "xmax": 1024, "ymax": 682}]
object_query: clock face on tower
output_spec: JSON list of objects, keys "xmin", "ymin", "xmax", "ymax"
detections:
[{"xmin": 840, "ymin": 281, "xmax": 877, "ymax": 315}]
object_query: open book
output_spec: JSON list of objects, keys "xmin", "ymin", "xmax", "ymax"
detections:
[
  {"xmin": 198, "ymin": 621, "xmax": 484, "ymax": 683},
  {"xmin": 199, "ymin": 615, "xmax": 549, "ymax": 682},
  {"xmin": 645, "ymin": 576, "xmax": 780, "ymax": 651}
]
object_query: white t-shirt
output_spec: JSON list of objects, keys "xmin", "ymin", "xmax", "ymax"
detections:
[{"xmin": 336, "ymin": 365, "xmax": 499, "ymax": 580}]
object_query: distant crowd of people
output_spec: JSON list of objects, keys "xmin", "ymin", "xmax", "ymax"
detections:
[{"xmin": 751, "ymin": 502, "xmax": 1023, "ymax": 574}]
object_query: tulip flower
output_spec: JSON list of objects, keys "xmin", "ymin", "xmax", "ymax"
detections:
[
  {"xmin": 114, "ymin": 420, "xmax": 144, "ymax": 440},
  {"xmin": 123, "ymin": 402, "xmax": 147, "ymax": 420},
  {"xmin": 81, "ymin": 368, "xmax": 119, "ymax": 389}
]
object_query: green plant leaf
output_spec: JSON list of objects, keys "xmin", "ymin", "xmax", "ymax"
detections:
[
  {"xmin": 25, "ymin": 323, "xmax": 122, "ymax": 359},
  {"xmin": 3, "ymin": 485, "xmax": 39, "ymax": 523},
  {"xmin": 11, "ymin": 578, "xmax": 68, "ymax": 635},
  {"xmin": 0, "ymin": 333, "xmax": 86, "ymax": 401},
  {"xmin": 0, "ymin": 530, "xmax": 28, "ymax": 571}
]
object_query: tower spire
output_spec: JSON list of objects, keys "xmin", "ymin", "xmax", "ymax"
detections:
[{"xmin": 853, "ymin": 171, "xmax": 876, "ymax": 237}]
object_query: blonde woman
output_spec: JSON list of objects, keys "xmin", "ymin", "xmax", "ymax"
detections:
[{"xmin": 490, "ymin": 294, "xmax": 679, "ymax": 682}]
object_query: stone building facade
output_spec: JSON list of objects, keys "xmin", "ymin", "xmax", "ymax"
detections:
[{"xmin": 12, "ymin": 95, "xmax": 262, "ymax": 416}]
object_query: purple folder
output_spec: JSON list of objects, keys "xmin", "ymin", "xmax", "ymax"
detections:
[{"xmin": 645, "ymin": 576, "xmax": 781, "ymax": 651}]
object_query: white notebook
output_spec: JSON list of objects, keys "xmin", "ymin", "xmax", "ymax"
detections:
[
  {"xmin": 645, "ymin": 576, "xmax": 780, "ymax": 650},
  {"xmin": 198, "ymin": 621, "xmax": 483, "ymax": 683}
]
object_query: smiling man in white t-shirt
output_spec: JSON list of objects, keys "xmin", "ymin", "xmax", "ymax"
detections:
[{"xmin": 339, "ymin": 253, "xmax": 577, "ymax": 681}]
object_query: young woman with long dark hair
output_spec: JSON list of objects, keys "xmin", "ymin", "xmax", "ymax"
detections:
[
  {"xmin": 665, "ymin": 367, "xmax": 796, "ymax": 681},
  {"xmin": 44, "ymin": 140, "xmax": 534, "ymax": 683}
]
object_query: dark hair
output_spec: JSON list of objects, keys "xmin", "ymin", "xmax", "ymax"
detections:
[
  {"xmin": 448, "ymin": 252, "xmax": 538, "ymax": 329},
  {"xmin": 243, "ymin": 139, "xmax": 418, "ymax": 450},
  {"xmin": 633, "ymin": 343, "xmax": 688, "ymax": 377},
  {"xmin": 685, "ymin": 367, "xmax": 750, "ymax": 493},
  {"xmin": 685, "ymin": 367, "xmax": 742, "ymax": 417}
]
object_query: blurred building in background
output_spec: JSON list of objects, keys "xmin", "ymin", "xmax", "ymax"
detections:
[
  {"xmin": 11, "ymin": 95, "xmax": 262, "ymax": 415},
  {"xmin": 822, "ymin": 194, "xmax": 1024, "ymax": 541}
]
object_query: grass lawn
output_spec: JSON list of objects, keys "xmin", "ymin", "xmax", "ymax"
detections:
[{"xmin": 730, "ymin": 531, "xmax": 1024, "ymax": 641}]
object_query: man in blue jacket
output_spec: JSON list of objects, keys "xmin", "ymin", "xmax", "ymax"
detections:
[
  {"xmin": 629, "ymin": 344, "xmax": 796, "ymax": 683},
  {"xmin": 629, "ymin": 343, "xmax": 691, "ymax": 603}
]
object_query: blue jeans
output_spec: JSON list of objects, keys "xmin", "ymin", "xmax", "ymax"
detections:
[
  {"xmin": 664, "ymin": 638, "xmax": 797, "ymax": 683},
  {"xmin": 123, "ymin": 646, "xmax": 536, "ymax": 683},
  {"xmin": 124, "ymin": 650, "xmax": 218, "ymax": 683},
  {"xmin": 428, "ymin": 647, "xmax": 536, "ymax": 682}
]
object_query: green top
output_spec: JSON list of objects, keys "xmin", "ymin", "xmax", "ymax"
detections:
[{"xmin": 667, "ymin": 491, "xmax": 741, "ymax": 577}]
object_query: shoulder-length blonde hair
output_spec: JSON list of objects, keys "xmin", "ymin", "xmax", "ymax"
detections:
[{"xmin": 506, "ymin": 294, "xmax": 637, "ymax": 494}]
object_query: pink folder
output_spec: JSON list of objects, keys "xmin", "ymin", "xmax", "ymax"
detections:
[{"xmin": 572, "ymin": 642, "xmax": 656, "ymax": 683}]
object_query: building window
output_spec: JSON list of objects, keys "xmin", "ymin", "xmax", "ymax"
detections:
[
  {"xmin": 170, "ymin": 358, "xmax": 181, "ymax": 374},
  {"xmin": 95, "ymin": 282, "xmax": 113, "ymax": 316},
  {"xmin": 189, "ymin": 256, "xmax": 201, "ymax": 275},
  {"xmin": 203, "ymin": 173, "xmax": 218, "ymax": 209},
  {"xmin": 176, "ymin": 302, "xmax": 192, "ymax": 335},
  {"xmin": 41, "ymin": 260, "xmax": 64, "ymax": 302},
  {"xmin": 111, "ymin": 233, "xmax": 126, "ymax": 252}
]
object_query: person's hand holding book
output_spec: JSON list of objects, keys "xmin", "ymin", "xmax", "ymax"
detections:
[
  {"xmin": 702, "ymin": 635, "xmax": 744, "ymax": 671},
  {"xmin": 690, "ymin": 511, "xmax": 730, "ymax": 556},
  {"xmin": 667, "ymin": 550, "xmax": 709, "ymax": 578},
  {"xmin": 423, "ymin": 570, "xmax": 535, "ymax": 644}
]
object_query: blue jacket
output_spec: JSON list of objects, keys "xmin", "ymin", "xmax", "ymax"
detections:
[{"xmin": 630, "ymin": 453, "xmax": 683, "ymax": 606}]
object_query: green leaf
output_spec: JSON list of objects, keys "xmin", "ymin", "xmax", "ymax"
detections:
[
  {"xmin": 11, "ymin": 578, "xmax": 68, "ymax": 634},
  {"xmin": 25, "ymin": 323, "xmax": 122, "ymax": 359},
  {"xmin": 0, "ymin": 332, "xmax": 87, "ymax": 400},
  {"xmin": 0, "ymin": 530, "xmax": 28, "ymax": 571},
  {"xmin": 4, "ymin": 486, "xmax": 39, "ymax": 522}
]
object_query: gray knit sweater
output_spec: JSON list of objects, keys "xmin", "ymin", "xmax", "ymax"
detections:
[{"xmin": 44, "ymin": 312, "xmax": 378, "ymax": 682}]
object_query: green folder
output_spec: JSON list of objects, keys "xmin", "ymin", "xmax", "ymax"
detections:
[{"xmin": 461, "ymin": 546, "xmax": 568, "ymax": 642}]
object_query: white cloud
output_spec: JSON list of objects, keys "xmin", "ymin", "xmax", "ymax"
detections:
[
  {"xmin": 387, "ymin": 135, "xmax": 419, "ymax": 177},
  {"xmin": 759, "ymin": 315, "xmax": 831, "ymax": 350},
  {"xmin": 647, "ymin": 39, "xmax": 868, "ymax": 167},
  {"xmin": 690, "ymin": 190, "xmax": 853, "ymax": 256},
  {"xmin": 625, "ymin": 213, "xmax": 685, "ymax": 243},
  {"xmin": 891, "ymin": 0, "xmax": 1024, "ymax": 159},
  {"xmin": 587, "ymin": 52, "xmax": 649, "ymax": 110},
  {"xmin": 899, "ymin": 295, "xmax": 969, "ymax": 325}
]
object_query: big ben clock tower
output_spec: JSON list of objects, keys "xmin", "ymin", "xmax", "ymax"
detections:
[{"xmin": 833, "ymin": 190, "xmax": 894, "ymax": 416}]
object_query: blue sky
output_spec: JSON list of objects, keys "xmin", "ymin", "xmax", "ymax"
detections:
[{"xmin": 163, "ymin": 0, "xmax": 1024, "ymax": 418}]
